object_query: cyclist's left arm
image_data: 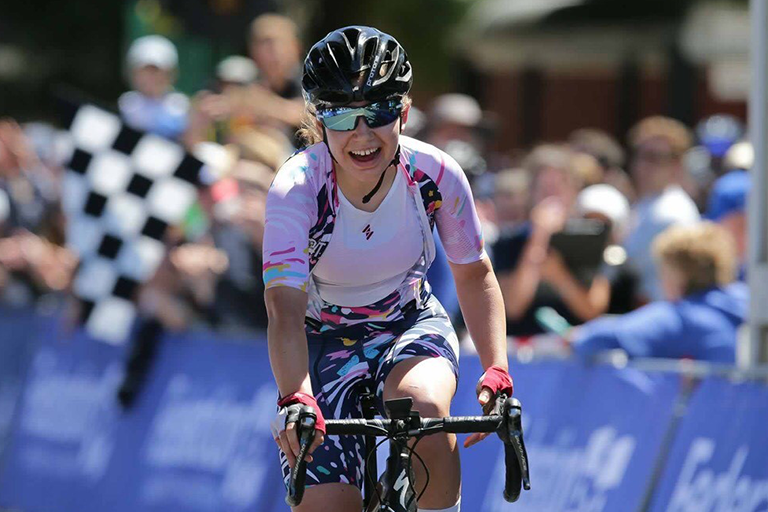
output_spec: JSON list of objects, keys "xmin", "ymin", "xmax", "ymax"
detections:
[
  {"xmin": 450, "ymin": 258, "xmax": 508, "ymax": 376},
  {"xmin": 430, "ymin": 149, "xmax": 511, "ymax": 447},
  {"xmin": 430, "ymin": 149, "xmax": 508, "ymax": 373}
]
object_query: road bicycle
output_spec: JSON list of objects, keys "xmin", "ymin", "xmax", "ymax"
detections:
[{"xmin": 285, "ymin": 391, "xmax": 531, "ymax": 511}]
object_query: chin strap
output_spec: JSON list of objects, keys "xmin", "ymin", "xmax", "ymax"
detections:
[
  {"xmin": 321, "ymin": 125, "xmax": 337, "ymax": 164},
  {"xmin": 362, "ymin": 144, "xmax": 400, "ymax": 204}
]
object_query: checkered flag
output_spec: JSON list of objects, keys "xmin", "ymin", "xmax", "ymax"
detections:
[{"xmin": 58, "ymin": 102, "xmax": 204, "ymax": 344}]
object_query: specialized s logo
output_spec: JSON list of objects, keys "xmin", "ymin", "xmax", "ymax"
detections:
[
  {"xmin": 362, "ymin": 224, "xmax": 374, "ymax": 240},
  {"xmin": 393, "ymin": 468, "xmax": 410, "ymax": 509}
]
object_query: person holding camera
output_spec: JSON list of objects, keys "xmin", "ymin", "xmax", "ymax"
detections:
[{"xmin": 493, "ymin": 144, "xmax": 612, "ymax": 338}]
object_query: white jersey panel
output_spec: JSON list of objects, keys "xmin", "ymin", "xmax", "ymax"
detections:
[{"xmin": 312, "ymin": 169, "xmax": 423, "ymax": 306}]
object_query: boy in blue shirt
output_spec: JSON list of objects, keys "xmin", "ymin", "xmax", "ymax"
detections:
[{"xmin": 570, "ymin": 222, "xmax": 747, "ymax": 363}]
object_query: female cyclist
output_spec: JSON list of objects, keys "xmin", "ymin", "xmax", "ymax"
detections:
[{"xmin": 265, "ymin": 26, "xmax": 512, "ymax": 512}]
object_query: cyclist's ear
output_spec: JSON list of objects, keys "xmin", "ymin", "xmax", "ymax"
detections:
[{"xmin": 400, "ymin": 103, "xmax": 410, "ymax": 131}]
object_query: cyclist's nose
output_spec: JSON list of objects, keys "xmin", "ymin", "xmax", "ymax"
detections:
[{"xmin": 353, "ymin": 115, "xmax": 373, "ymax": 134}]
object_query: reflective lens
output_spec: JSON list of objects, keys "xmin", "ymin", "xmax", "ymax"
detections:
[{"xmin": 317, "ymin": 100, "xmax": 403, "ymax": 131}]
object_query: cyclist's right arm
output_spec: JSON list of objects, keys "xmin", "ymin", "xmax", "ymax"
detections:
[
  {"xmin": 262, "ymin": 151, "xmax": 324, "ymax": 467},
  {"xmin": 265, "ymin": 287, "xmax": 323, "ymax": 466},
  {"xmin": 265, "ymin": 287, "xmax": 312, "ymax": 398}
]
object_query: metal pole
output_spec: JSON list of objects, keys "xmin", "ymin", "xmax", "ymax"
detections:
[{"xmin": 748, "ymin": 0, "xmax": 768, "ymax": 365}]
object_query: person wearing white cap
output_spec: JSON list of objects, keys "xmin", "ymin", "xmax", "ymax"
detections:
[
  {"xmin": 216, "ymin": 55, "xmax": 258, "ymax": 88},
  {"xmin": 118, "ymin": 35, "xmax": 189, "ymax": 140},
  {"xmin": 576, "ymin": 184, "xmax": 631, "ymax": 244}
]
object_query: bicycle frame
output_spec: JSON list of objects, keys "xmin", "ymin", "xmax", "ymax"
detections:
[{"xmin": 366, "ymin": 397, "xmax": 420, "ymax": 511}]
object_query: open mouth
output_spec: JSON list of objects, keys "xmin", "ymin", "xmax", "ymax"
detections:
[{"xmin": 349, "ymin": 147, "xmax": 381, "ymax": 164}]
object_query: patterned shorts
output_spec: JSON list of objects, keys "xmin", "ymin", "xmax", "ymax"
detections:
[{"xmin": 279, "ymin": 294, "xmax": 460, "ymax": 489}]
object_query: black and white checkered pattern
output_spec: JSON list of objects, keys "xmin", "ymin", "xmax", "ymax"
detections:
[{"xmin": 60, "ymin": 103, "xmax": 203, "ymax": 344}]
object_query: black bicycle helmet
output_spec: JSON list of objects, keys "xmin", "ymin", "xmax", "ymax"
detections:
[{"xmin": 302, "ymin": 26, "xmax": 413, "ymax": 107}]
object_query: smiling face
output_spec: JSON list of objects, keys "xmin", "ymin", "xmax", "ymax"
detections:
[{"xmin": 320, "ymin": 101, "xmax": 407, "ymax": 187}]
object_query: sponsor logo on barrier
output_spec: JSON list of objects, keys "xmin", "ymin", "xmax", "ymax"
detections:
[
  {"xmin": 142, "ymin": 374, "xmax": 276, "ymax": 508},
  {"xmin": 17, "ymin": 349, "xmax": 121, "ymax": 481},
  {"xmin": 667, "ymin": 438, "xmax": 768, "ymax": 512},
  {"xmin": 484, "ymin": 423, "xmax": 635, "ymax": 511}
]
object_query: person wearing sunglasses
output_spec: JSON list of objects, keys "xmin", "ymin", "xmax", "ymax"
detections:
[{"xmin": 262, "ymin": 26, "xmax": 511, "ymax": 512}]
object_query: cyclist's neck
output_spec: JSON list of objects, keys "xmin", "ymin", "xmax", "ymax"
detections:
[{"xmin": 335, "ymin": 163, "xmax": 398, "ymax": 212}]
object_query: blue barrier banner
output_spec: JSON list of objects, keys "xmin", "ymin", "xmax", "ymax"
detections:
[
  {"xmin": 0, "ymin": 325, "xmax": 284, "ymax": 512},
  {"xmin": 0, "ymin": 308, "xmax": 44, "ymax": 461},
  {"xmin": 0, "ymin": 323, "xmax": 126, "ymax": 512},
  {"xmin": 0, "ymin": 316, "xmax": 693, "ymax": 512},
  {"xmin": 648, "ymin": 377, "xmax": 768, "ymax": 512},
  {"xmin": 99, "ymin": 330, "xmax": 283, "ymax": 512},
  {"xmin": 453, "ymin": 357, "xmax": 681, "ymax": 512}
]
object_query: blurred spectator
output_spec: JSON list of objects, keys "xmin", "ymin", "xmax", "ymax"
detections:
[
  {"xmin": 149, "ymin": 134, "xmax": 279, "ymax": 335},
  {"xmin": 570, "ymin": 222, "xmax": 747, "ymax": 363},
  {"xmin": 0, "ymin": 119, "xmax": 74, "ymax": 307},
  {"xmin": 722, "ymin": 140, "xmax": 753, "ymax": 173},
  {"xmin": 119, "ymin": 35, "xmax": 189, "ymax": 140},
  {"xmin": 244, "ymin": 13, "xmax": 304, "ymax": 136},
  {"xmin": 568, "ymin": 128, "xmax": 635, "ymax": 202},
  {"xmin": 230, "ymin": 126, "xmax": 292, "ymax": 173},
  {"xmin": 571, "ymin": 152, "xmax": 604, "ymax": 189},
  {"xmin": 493, "ymin": 168, "xmax": 529, "ymax": 231},
  {"xmin": 695, "ymin": 114, "xmax": 744, "ymax": 174},
  {"xmin": 184, "ymin": 14, "xmax": 304, "ymax": 149},
  {"xmin": 494, "ymin": 145, "xmax": 611, "ymax": 338},
  {"xmin": 623, "ymin": 116, "xmax": 700, "ymax": 303},
  {"xmin": 207, "ymin": 155, "xmax": 274, "ymax": 333},
  {"xmin": 216, "ymin": 55, "xmax": 258, "ymax": 89},
  {"xmin": 706, "ymin": 166, "xmax": 750, "ymax": 281},
  {"xmin": 576, "ymin": 184, "xmax": 637, "ymax": 314},
  {"xmin": 576, "ymin": 184, "xmax": 630, "ymax": 244},
  {"xmin": 685, "ymin": 115, "xmax": 745, "ymax": 210},
  {"xmin": 426, "ymin": 93, "xmax": 484, "ymax": 152},
  {"xmin": 184, "ymin": 56, "xmax": 258, "ymax": 148}
]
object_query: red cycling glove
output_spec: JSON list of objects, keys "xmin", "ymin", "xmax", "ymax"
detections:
[
  {"xmin": 277, "ymin": 392, "xmax": 326, "ymax": 435},
  {"xmin": 477, "ymin": 365, "xmax": 514, "ymax": 398}
]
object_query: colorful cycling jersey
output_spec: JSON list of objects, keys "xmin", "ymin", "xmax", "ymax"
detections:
[
  {"xmin": 262, "ymin": 135, "xmax": 485, "ymax": 328},
  {"xmin": 312, "ymin": 168, "xmax": 423, "ymax": 307}
]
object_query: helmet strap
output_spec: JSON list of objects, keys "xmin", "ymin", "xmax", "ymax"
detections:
[
  {"xmin": 362, "ymin": 144, "xmax": 401, "ymax": 204},
  {"xmin": 321, "ymin": 125, "xmax": 338, "ymax": 164}
]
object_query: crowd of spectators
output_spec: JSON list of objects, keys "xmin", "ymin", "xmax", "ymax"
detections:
[{"xmin": 0, "ymin": 14, "xmax": 752, "ymax": 367}]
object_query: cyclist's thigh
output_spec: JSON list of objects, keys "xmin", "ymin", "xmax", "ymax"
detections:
[
  {"xmin": 279, "ymin": 331, "xmax": 368, "ymax": 490},
  {"xmin": 376, "ymin": 297, "xmax": 459, "ymax": 414},
  {"xmin": 293, "ymin": 483, "xmax": 362, "ymax": 512}
]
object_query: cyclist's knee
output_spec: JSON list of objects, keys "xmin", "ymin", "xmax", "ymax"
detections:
[
  {"xmin": 293, "ymin": 483, "xmax": 362, "ymax": 512},
  {"xmin": 383, "ymin": 356, "xmax": 456, "ymax": 416}
]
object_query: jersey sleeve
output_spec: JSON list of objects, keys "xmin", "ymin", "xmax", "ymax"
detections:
[
  {"xmin": 432, "ymin": 152, "xmax": 486, "ymax": 264},
  {"xmin": 262, "ymin": 157, "xmax": 317, "ymax": 292}
]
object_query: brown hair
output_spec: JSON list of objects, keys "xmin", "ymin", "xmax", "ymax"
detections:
[
  {"xmin": 523, "ymin": 144, "xmax": 583, "ymax": 189},
  {"xmin": 297, "ymin": 96, "xmax": 413, "ymax": 147},
  {"xmin": 628, "ymin": 116, "xmax": 693, "ymax": 157},
  {"xmin": 653, "ymin": 222, "xmax": 736, "ymax": 295},
  {"xmin": 569, "ymin": 128, "xmax": 625, "ymax": 169}
]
